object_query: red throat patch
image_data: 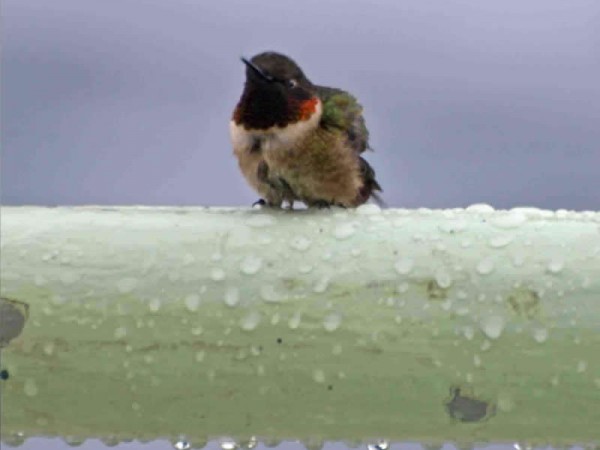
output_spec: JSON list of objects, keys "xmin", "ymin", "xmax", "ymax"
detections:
[{"xmin": 298, "ymin": 97, "xmax": 319, "ymax": 121}]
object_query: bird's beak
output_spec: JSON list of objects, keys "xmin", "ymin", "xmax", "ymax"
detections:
[{"xmin": 241, "ymin": 57, "xmax": 274, "ymax": 82}]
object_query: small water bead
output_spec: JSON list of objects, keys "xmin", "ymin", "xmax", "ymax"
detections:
[
  {"xmin": 532, "ymin": 327, "xmax": 549, "ymax": 343},
  {"xmin": 332, "ymin": 344, "xmax": 343, "ymax": 355},
  {"xmin": 195, "ymin": 351, "xmax": 205, "ymax": 363},
  {"xmin": 114, "ymin": 327, "xmax": 127, "ymax": 339},
  {"xmin": 260, "ymin": 284, "xmax": 282, "ymax": 303},
  {"xmin": 323, "ymin": 312, "xmax": 342, "ymax": 332},
  {"xmin": 396, "ymin": 282, "xmax": 409, "ymax": 294},
  {"xmin": 489, "ymin": 234, "xmax": 514, "ymax": 248},
  {"xmin": 224, "ymin": 287, "xmax": 240, "ymax": 307},
  {"xmin": 333, "ymin": 223, "xmax": 355, "ymax": 240},
  {"xmin": 473, "ymin": 354, "xmax": 482, "ymax": 367},
  {"xmin": 481, "ymin": 340, "xmax": 492, "ymax": 351},
  {"xmin": 191, "ymin": 326, "xmax": 203, "ymax": 336},
  {"xmin": 117, "ymin": 277, "xmax": 138, "ymax": 293},
  {"xmin": 210, "ymin": 268, "xmax": 226, "ymax": 281},
  {"xmin": 290, "ymin": 236, "xmax": 312, "ymax": 251},
  {"xmin": 288, "ymin": 312, "xmax": 302, "ymax": 329},
  {"xmin": 480, "ymin": 315, "xmax": 505, "ymax": 339},
  {"xmin": 313, "ymin": 276, "xmax": 330, "ymax": 293},
  {"xmin": 149, "ymin": 298, "xmax": 161, "ymax": 312},
  {"xmin": 240, "ymin": 311, "xmax": 261, "ymax": 331},
  {"xmin": 394, "ymin": 257, "xmax": 414, "ymax": 275},
  {"xmin": 184, "ymin": 294, "xmax": 200, "ymax": 312},
  {"xmin": 24, "ymin": 378, "xmax": 39, "ymax": 397},
  {"xmin": 547, "ymin": 257, "xmax": 565, "ymax": 274},
  {"xmin": 462, "ymin": 326, "xmax": 475, "ymax": 340},
  {"xmin": 312, "ymin": 369, "xmax": 326, "ymax": 383},
  {"xmin": 43, "ymin": 342, "xmax": 55, "ymax": 356},
  {"xmin": 299, "ymin": 264, "xmax": 313, "ymax": 273},
  {"xmin": 240, "ymin": 255, "xmax": 263, "ymax": 275},
  {"xmin": 577, "ymin": 360, "xmax": 588, "ymax": 373},
  {"xmin": 270, "ymin": 312, "xmax": 281, "ymax": 325},
  {"xmin": 476, "ymin": 257, "xmax": 495, "ymax": 275},
  {"xmin": 434, "ymin": 268, "xmax": 453, "ymax": 289}
]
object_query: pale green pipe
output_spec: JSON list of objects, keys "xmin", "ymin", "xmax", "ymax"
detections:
[{"xmin": 1, "ymin": 205, "xmax": 599, "ymax": 447}]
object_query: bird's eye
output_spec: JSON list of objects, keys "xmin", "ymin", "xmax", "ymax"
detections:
[{"xmin": 287, "ymin": 79, "xmax": 298, "ymax": 88}]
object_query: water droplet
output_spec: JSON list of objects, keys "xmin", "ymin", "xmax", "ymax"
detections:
[
  {"xmin": 367, "ymin": 440, "xmax": 389, "ymax": 450},
  {"xmin": 173, "ymin": 439, "xmax": 191, "ymax": 450},
  {"xmin": 577, "ymin": 360, "xmax": 588, "ymax": 373},
  {"xmin": 220, "ymin": 438, "xmax": 238, "ymax": 450},
  {"xmin": 462, "ymin": 326, "xmax": 475, "ymax": 340},
  {"xmin": 323, "ymin": 312, "xmax": 342, "ymax": 332},
  {"xmin": 394, "ymin": 257, "xmax": 414, "ymax": 275},
  {"xmin": 473, "ymin": 354, "xmax": 482, "ymax": 367},
  {"xmin": 332, "ymin": 344, "xmax": 343, "ymax": 355},
  {"xmin": 114, "ymin": 327, "xmax": 127, "ymax": 339},
  {"xmin": 240, "ymin": 256, "xmax": 263, "ymax": 275},
  {"xmin": 288, "ymin": 312, "xmax": 302, "ymax": 329},
  {"xmin": 149, "ymin": 298, "xmax": 161, "ymax": 312},
  {"xmin": 259, "ymin": 284, "xmax": 281, "ymax": 303},
  {"xmin": 466, "ymin": 203, "xmax": 495, "ymax": 213},
  {"xmin": 489, "ymin": 234, "xmax": 514, "ymax": 248},
  {"xmin": 24, "ymin": 378, "xmax": 38, "ymax": 397},
  {"xmin": 224, "ymin": 287, "xmax": 240, "ymax": 307},
  {"xmin": 480, "ymin": 315, "xmax": 505, "ymax": 339},
  {"xmin": 333, "ymin": 223, "xmax": 355, "ymax": 240},
  {"xmin": 60, "ymin": 272, "xmax": 80, "ymax": 285},
  {"xmin": 396, "ymin": 282, "xmax": 409, "ymax": 294},
  {"xmin": 476, "ymin": 257, "xmax": 495, "ymax": 275},
  {"xmin": 191, "ymin": 326, "xmax": 203, "ymax": 336},
  {"xmin": 43, "ymin": 342, "xmax": 55, "ymax": 356},
  {"xmin": 240, "ymin": 311, "xmax": 261, "ymax": 331},
  {"xmin": 532, "ymin": 327, "xmax": 548, "ymax": 343},
  {"xmin": 312, "ymin": 369, "xmax": 326, "ymax": 383},
  {"xmin": 299, "ymin": 264, "xmax": 313, "ymax": 273},
  {"xmin": 211, "ymin": 268, "xmax": 226, "ymax": 281},
  {"xmin": 434, "ymin": 268, "xmax": 453, "ymax": 288},
  {"xmin": 184, "ymin": 294, "xmax": 200, "ymax": 312},
  {"xmin": 313, "ymin": 276, "xmax": 330, "ymax": 293},
  {"xmin": 290, "ymin": 236, "xmax": 311, "ymax": 251},
  {"xmin": 117, "ymin": 277, "xmax": 138, "ymax": 294},
  {"xmin": 182, "ymin": 254, "xmax": 195, "ymax": 265},
  {"xmin": 195, "ymin": 351, "xmax": 205, "ymax": 363},
  {"xmin": 547, "ymin": 257, "xmax": 565, "ymax": 274}
]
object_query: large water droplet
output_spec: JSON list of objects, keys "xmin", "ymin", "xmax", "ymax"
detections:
[
  {"xmin": 466, "ymin": 203, "xmax": 495, "ymax": 213},
  {"xmin": 394, "ymin": 257, "xmax": 414, "ymax": 275},
  {"xmin": 333, "ymin": 223, "xmax": 355, "ymax": 240},
  {"xmin": 476, "ymin": 257, "xmax": 495, "ymax": 275},
  {"xmin": 184, "ymin": 294, "xmax": 200, "ymax": 312},
  {"xmin": 240, "ymin": 256, "xmax": 263, "ymax": 275},
  {"xmin": 480, "ymin": 315, "xmax": 505, "ymax": 339},
  {"xmin": 240, "ymin": 311, "xmax": 261, "ymax": 331},
  {"xmin": 173, "ymin": 439, "xmax": 191, "ymax": 450},
  {"xmin": 220, "ymin": 438, "xmax": 238, "ymax": 450},
  {"xmin": 323, "ymin": 312, "xmax": 342, "ymax": 332},
  {"xmin": 224, "ymin": 287, "xmax": 240, "ymax": 307}
]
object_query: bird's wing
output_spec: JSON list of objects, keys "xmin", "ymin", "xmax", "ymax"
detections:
[{"xmin": 316, "ymin": 85, "xmax": 370, "ymax": 154}]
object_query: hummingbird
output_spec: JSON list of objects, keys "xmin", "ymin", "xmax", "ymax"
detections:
[{"xmin": 230, "ymin": 51, "xmax": 382, "ymax": 209}]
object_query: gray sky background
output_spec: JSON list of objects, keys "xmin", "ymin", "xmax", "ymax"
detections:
[
  {"xmin": 1, "ymin": 0, "xmax": 599, "ymax": 448},
  {"xmin": 2, "ymin": 0, "xmax": 599, "ymax": 210}
]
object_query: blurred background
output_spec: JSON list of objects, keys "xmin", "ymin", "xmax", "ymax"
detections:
[
  {"xmin": 1, "ymin": 0, "xmax": 600, "ymax": 448},
  {"xmin": 2, "ymin": 0, "xmax": 600, "ymax": 210}
]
